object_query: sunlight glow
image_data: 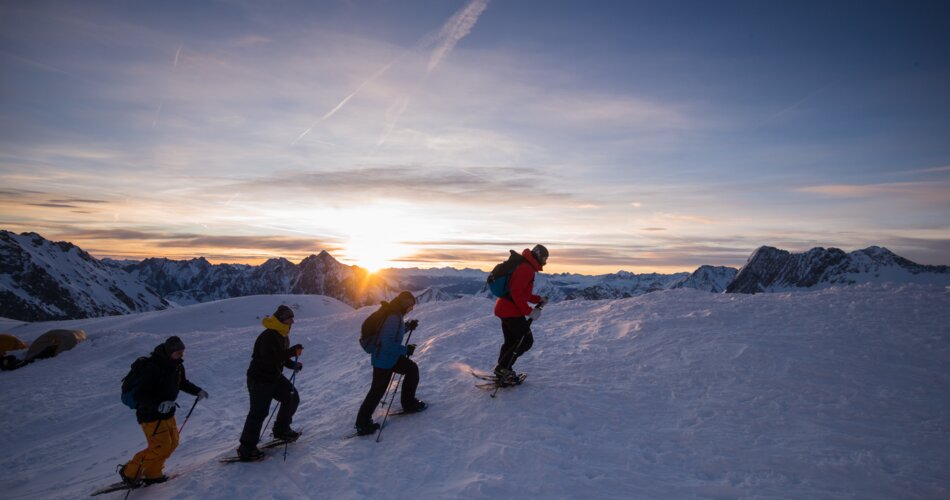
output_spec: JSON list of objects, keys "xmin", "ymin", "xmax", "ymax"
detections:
[{"xmin": 337, "ymin": 206, "xmax": 411, "ymax": 272}]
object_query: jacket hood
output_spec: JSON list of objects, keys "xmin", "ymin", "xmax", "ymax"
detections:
[
  {"xmin": 521, "ymin": 248, "xmax": 543, "ymax": 272},
  {"xmin": 262, "ymin": 315, "xmax": 291, "ymax": 336},
  {"xmin": 150, "ymin": 343, "xmax": 181, "ymax": 364}
]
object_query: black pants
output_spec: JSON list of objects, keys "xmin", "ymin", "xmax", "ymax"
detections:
[
  {"xmin": 355, "ymin": 356, "xmax": 419, "ymax": 426},
  {"xmin": 497, "ymin": 316, "xmax": 533, "ymax": 370},
  {"xmin": 239, "ymin": 375, "xmax": 299, "ymax": 448}
]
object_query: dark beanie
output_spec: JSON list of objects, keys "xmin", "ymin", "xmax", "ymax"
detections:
[
  {"xmin": 395, "ymin": 291, "xmax": 416, "ymax": 308},
  {"xmin": 164, "ymin": 336, "xmax": 186, "ymax": 353},
  {"xmin": 274, "ymin": 305, "xmax": 295, "ymax": 322}
]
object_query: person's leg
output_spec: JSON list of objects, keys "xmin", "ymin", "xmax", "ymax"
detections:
[
  {"xmin": 273, "ymin": 375, "xmax": 300, "ymax": 433},
  {"xmin": 497, "ymin": 316, "xmax": 531, "ymax": 370},
  {"xmin": 355, "ymin": 367, "xmax": 393, "ymax": 426},
  {"xmin": 146, "ymin": 416, "xmax": 179, "ymax": 479},
  {"xmin": 510, "ymin": 323, "xmax": 534, "ymax": 368},
  {"xmin": 496, "ymin": 318, "xmax": 520, "ymax": 369},
  {"xmin": 239, "ymin": 379, "xmax": 276, "ymax": 449},
  {"xmin": 392, "ymin": 357, "xmax": 420, "ymax": 408},
  {"xmin": 122, "ymin": 417, "xmax": 176, "ymax": 480}
]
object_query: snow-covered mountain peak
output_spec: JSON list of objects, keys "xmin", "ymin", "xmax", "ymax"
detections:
[{"xmin": 727, "ymin": 245, "xmax": 950, "ymax": 293}]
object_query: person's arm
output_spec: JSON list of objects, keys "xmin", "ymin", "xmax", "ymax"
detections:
[{"xmin": 179, "ymin": 365, "xmax": 202, "ymax": 396}]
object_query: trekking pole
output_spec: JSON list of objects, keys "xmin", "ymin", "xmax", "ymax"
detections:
[
  {"xmin": 284, "ymin": 354, "xmax": 300, "ymax": 462},
  {"xmin": 378, "ymin": 372, "xmax": 396, "ymax": 409},
  {"xmin": 177, "ymin": 397, "xmax": 199, "ymax": 434},
  {"xmin": 260, "ymin": 401, "xmax": 281, "ymax": 442},
  {"xmin": 375, "ymin": 327, "xmax": 416, "ymax": 443},
  {"xmin": 379, "ymin": 324, "xmax": 416, "ymax": 408}
]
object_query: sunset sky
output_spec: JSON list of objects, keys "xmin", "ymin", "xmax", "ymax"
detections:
[{"xmin": 2, "ymin": 0, "xmax": 949, "ymax": 274}]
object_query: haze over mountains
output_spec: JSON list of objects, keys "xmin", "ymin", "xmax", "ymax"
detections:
[{"xmin": 1, "ymin": 230, "xmax": 948, "ymax": 322}]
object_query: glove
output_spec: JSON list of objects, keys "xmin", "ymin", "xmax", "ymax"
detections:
[
  {"xmin": 158, "ymin": 401, "xmax": 178, "ymax": 414},
  {"xmin": 528, "ymin": 308, "xmax": 542, "ymax": 322},
  {"xmin": 197, "ymin": 390, "xmax": 209, "ymax": 401},
  {"xmin": 293, "ymin": 362, "xmax": 303, "ymax": 372},
  {"xmin": 290, "ymin": 344, "xmax": 304, "ymax": 356},
  {"xmin": 405, "ymin": 319, "xmax": 419, "ymax": 331},
  {"xmin": 539, "ymin": 296, "xmax": 549, "ymax": 307},
  {"xmin": 406, "ymin": 344, "xmax": 416, "ymax": 357}
]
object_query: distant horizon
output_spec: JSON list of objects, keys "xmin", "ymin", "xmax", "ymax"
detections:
[{"xmin": 7, "ymin": 227, "xmax": 946, "ymax": 276}]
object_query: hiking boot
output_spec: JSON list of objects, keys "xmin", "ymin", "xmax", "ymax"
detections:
[
  {"xmin": 117, "ymin": 464, "xmax": 139, "ymax": 485},
  {"xmin": 142, "ymin": 475, "xmax": 169, "ymax": 485},
  {"xmin": 272, "ymin": 427, "xmax": 301, "ymax": 441},
  {"xmin": 355, "ymin": 421, "xmax": 380, "ymax": 436},
  {"xmin": 237, "ymin": 445, "xmax": 265, "ymax": 462},
  {"xmin": 402, "ymin": 400, "xmax": 428, "ymax": 413}
]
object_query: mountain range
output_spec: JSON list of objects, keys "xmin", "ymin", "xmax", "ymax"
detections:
[{"xmin": 1, "ymin": 229, "xmax": 947, "ymax": 322}]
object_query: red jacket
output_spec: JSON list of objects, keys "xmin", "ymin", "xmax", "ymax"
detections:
[{"xmin": 494, "ymin": 249, "xmax": 544, "ymax": 318}]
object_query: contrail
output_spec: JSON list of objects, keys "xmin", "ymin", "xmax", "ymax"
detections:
[
  {"xmin": 293, "ymin": 0, "xmax": 489, "ymax": 145},
  {"xmin": 428, "ymin": 0, "xmax": 489, "ymax": 73},
  {"xmin": 322, "ymin": 60, "xmax": 397, "ymax": 121},
  {"xmin": 174, "ymin": 45, "xmax": 183, "ymax": 68},
  {"xmin": 291, "ymin": 59, "xmax": 399, "ymax": 145}
]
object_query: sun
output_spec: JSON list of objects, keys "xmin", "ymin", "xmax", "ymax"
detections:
[
  {"xmin": 343, "ymin": 235, "xmax": 405, "ymax": 273},
  {"xmin": 334, "ymin": 205, "xmax": 416, "ymax": 273}
]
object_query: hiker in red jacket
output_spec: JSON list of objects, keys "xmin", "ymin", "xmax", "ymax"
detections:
[{"xmin": 493, "ymin": 244, "xmax": 549, "ymax": 383}]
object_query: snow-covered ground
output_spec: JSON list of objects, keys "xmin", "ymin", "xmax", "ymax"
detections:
[{"xmin": 1, "ymin": 286, "xmax": 948, "ymax": 499}]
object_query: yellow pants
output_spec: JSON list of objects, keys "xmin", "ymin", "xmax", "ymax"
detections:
[{"xmin": 123, "ymin": 417, "xmax": 179, "ymax": 480}]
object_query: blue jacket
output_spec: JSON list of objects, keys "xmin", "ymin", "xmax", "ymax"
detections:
[{"xmin": 370, "ymin": 313, "xmax": 409, "ymax": 369}]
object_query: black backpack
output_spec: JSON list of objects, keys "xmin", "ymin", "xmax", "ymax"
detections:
[
  {"xmin": 487, "ymin": 250, "xmax": 524, "ymax": 298},
  {"xmin": 360, "ymin": 302, "xmax": 394, "ymax": 354},
  {"xmin": 120, "ymin": 356, "xmax": 150, "ymax": 410}
]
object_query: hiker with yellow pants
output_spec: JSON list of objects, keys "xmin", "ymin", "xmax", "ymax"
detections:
[{"xmin": 120, "ymin": 336, "xmax": 207, "ymax": 485}]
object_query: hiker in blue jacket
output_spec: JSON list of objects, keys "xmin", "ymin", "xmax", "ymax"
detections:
[{"xmin": 354, "ymin": 291, "xmax": 426, "ymax": 436}]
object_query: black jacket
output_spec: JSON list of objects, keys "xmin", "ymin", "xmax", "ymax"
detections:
[
  {"xmin": 136, "ymin": 344, "xmax": 202, "ymax": 423},
  {"xmin": 246, "ymin": 329, "xmax": 298, "ymax": 384}
]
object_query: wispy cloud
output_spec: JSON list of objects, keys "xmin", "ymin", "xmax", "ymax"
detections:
[
  {"xmin": 427, "ymin": 0, "xmax": 489, "ymax": 73},
  {"xmin": 224, "ymin": 166, "xmax": 578, "ymax": 207},
  {"xmin": 0, "ymin": 50, "xmax": 70, "ymax": 75},
  {"xmin": 797, "ymin": 182, "xmax": 950, "ymax": 207}
]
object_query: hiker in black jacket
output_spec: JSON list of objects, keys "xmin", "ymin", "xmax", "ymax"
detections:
[
  {"xmin": 236, "ymin": 305, "xmax": 303, "ymax": 461},
  {"xmin": 119, "ymin": 336, "xmax": 207, "ymax": 484}
]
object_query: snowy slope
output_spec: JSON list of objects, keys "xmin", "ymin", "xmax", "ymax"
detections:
[{"xmin": 1, "ymin": 287, "xmax": 949, "ymax": 499}]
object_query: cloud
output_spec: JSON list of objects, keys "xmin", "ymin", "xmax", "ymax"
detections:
[
  {"xmin": 796, "ymin": 182, "xmax": 950, "ymax": 207},
  {"xmin": 224, "ymin": 166, "xmax": 578, "ymax": 207},
  {"xmin": 27, "ymin": 203, "xmax": 82, "ymax": 209},
  {"xmin": 153, "ymin": 235, "xmax": 336, "ymax": 253}
]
